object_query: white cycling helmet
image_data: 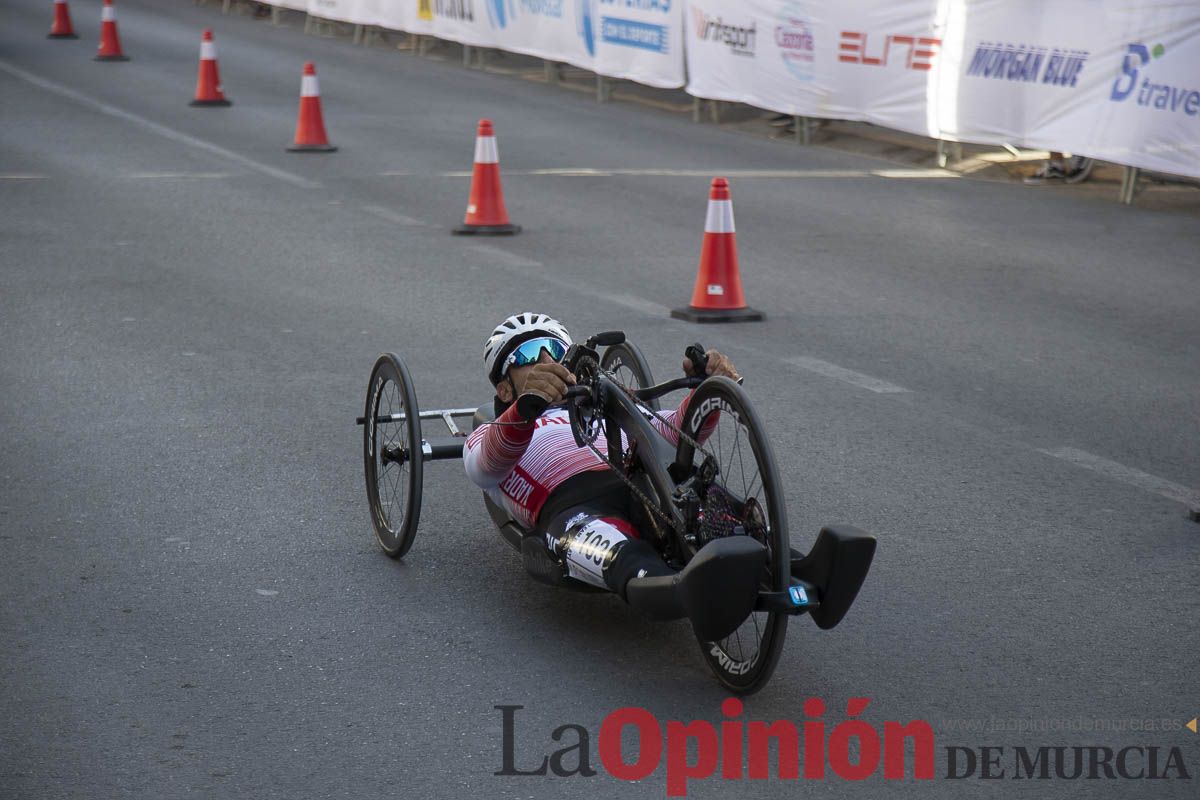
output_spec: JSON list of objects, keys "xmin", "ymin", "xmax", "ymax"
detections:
[{"xmin": 484, "ymin": 312, "xmax": 572, "ymax": 385}]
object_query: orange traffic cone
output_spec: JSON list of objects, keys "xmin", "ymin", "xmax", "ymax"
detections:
[
  {"xmin": 452, "ymin": 119, "xmax": 520, "ymax": 235},
  {"xmin": 190, "ymin": 30, "xmax": 231, "ymax": 107},
  {"xmin": 671, "ymin": 177, "xmax": 764, "ymax": 323},
  {"xmin": 48, "ymin": 0, "xmax": 78, "ymax": 39},
  {"xmin": 287, "ymin": 62, "xmax": 336, "ymax": 152},
  {"xmin": 94, "ymin": 0, "xmax": 129, "ymax": 61}
]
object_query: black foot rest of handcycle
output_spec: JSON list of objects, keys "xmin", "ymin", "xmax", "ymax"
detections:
[
  {"xmin": 625, "ymin": 537, "xmax": 766, "ymax": 642},
  {"xmin": 790, "ymin": 525, "xmax": 877, "ymax": 630}
]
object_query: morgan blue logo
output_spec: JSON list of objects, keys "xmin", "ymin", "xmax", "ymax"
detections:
[
  {"xmin": 1111, "ymin": 43, "xmax": 1200, "ymax": 117},
  {"xmin": 965, "ymin": 41, "xmax": 1088, "ymax": 87},
  {"xmin": 788, "ymin": 585, "xmax": 809, "ymax": 606}
]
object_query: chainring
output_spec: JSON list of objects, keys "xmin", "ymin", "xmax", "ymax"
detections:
[{"xmin": 569, "ymin": 355, "xmax": 604, "ymax": 449}]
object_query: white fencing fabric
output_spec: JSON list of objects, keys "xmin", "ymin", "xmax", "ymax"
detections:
[
  {"xmin": 301, "ymin": 2, "xmax": 684, "ymax": 86},
  {"xmin": 270, "ymin": 1, "xmax": 1199, "ymax": 177},
  {"xmin": 684, "ymin": 0, "xmax": 1200, "ymax": 178}
]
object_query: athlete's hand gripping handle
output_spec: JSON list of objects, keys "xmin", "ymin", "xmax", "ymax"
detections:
[{"xmin": 684, "ymin": 343, "xmax": 743, "ymax": 384}]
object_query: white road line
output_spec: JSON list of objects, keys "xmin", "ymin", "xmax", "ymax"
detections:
[
  {"xmin": 380, "ymin": 168, "xmax": 957, "ymax": 180},
  {"xmin": 360, "ymin": 204, "xmax": 426, "ymax": 226},
  {"xmin": 467, "ymin": 247, "xmax": 1193, "ymax": 512},
  {"xmin": 873, "ymin": 168, "xmax": 960, "ymax": 179},
  {"xmin": 124, "ymin": 172, "xmax": 233, "ymax": 179},
  {"xmin": 606, "ymin": 293, "xmax": 672, "ymax": 317},
  {"xmin": 468, "ymin": 244, "xmax": 542, "ymax": 269},
  {"xmin": 0, "ymin": 174, "xmax": 48, "ymax": 180},
  {"xmin": 1037, "ymin": 447, "xmax": 1194, "ymax": 504},
  {"xmin": 0, "ymin": 59, "xmax": 319, "ymax": 190},
  {"xmin": 786, "ymin": 355, "xmax": 911, "ymax": 394}
]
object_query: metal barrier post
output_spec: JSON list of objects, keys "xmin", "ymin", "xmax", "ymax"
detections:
[
  {"xmin": 935, "ymin": 140, "xmax": 963, "ymax": 168},
  {"xmin": 596, "ymin": 75, "xmax": 610, "ymax": 103},
  {"xmin": 1120, "ymin": 166, "xmax": 1140, "ymax": 205},
  {"xmin": 692, "ymin": 96, "xmax": 701, "ymax": 123},
  {"xmin": 793, "ymin": 116, "xmax": 815, "ymax": 145},
  {"xmin": 271, "ymin": 5, "xmax": 280, "ymax": 25},
  {"xmin": 353, "ymin": 24, "xmax": 363, "ymax": 45}
]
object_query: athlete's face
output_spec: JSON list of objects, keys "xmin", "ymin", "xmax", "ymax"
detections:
[{"xmin": 495, "ymin": 350, "xmax": 558, "ymax": 403}]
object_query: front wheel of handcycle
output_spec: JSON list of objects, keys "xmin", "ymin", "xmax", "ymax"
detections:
[
  {"xmin": 675, "ymin": 376, "xmax": 789, "ymax": 694},
  {"xmin": 600, "ymin": 340, "xmax": 660, "ymax": 411},
  {"xmin": 363, "ymin": 353, "xmax": 423, "ymax": 558}
]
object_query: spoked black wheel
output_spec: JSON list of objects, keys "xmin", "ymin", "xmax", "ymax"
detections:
[
  {"xmin": 600, "ymin": 341, "xmax": 660, "ymax": 411},
  {"xmin": 363, "ymin": 353, "xmax": 423, "ymax": 558},
  {"xmin": 676, "ymin": 377, "xmax": 789, "ymax": 694}
]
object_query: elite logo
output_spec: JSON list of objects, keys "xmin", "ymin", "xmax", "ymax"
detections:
[{"xmin": 838, "ymin": 31, "xmax": 940, "ymax": 71}]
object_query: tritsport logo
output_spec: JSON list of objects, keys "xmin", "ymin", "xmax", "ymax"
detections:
[
  {"xmin": 1110, "ymin": 43, "xmax": 1200, "ymax": 117},
  {"xmin": 691, "ymin": 7, "xmax": 756, "ymax": 56}
]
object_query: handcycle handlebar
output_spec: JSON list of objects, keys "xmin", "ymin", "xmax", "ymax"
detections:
[
  {"xmin": 513, "ymin": 337, "xmax": 734, "ymax": 421},
  {"xmin": 516, "ymin": 376, "xmax": 704, "ymax": 421}
]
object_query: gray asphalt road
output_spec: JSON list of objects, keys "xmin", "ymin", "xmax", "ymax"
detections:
[{"xmin": 2, "ymin": 1, "xmax": 1198, "ymax": 798}]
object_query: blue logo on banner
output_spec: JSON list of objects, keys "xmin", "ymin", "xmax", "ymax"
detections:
[
  {"xmin": 487, "ymin": 1, "xmax": 565, "ymax": 30},
  {"xmin": 578, "ymin": 0, "xmax": 596, "ymax": 55},
  {"xmin": 1110, "ymin": 42, "xmax": 1200, "ymax": 117},
  {"xmin": 601, "ymin": 17, "xmax": 669, "ymax": 53},
  {"xmin": 485, "ymin": 0, "xmax": 514, "ymax": 29}
]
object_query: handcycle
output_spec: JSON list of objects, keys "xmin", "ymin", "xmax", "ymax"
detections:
[{"xmin": 357, "ymin": 331, "xmax": 876, "ymax": 694}]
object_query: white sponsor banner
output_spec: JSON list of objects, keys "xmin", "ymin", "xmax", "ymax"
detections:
[
  {"xmin": 376, "ymin": 1, "xmax": 434, "ymax": 34},
  {"xmin": 937, "ymin": 0, "xmax": 1200, "ymax": 178},
  {"xmin": 306, "ymin": 0, "xmax": 366, "ymax": 23},
  {"xmin": 686, "ymin": 0, "xmax": 1200, "ymax": 178},
  {"xmin": 591, "ymin": 1, "xmax": 685, "ymax": 89},
  {"xmin": 277, "ymin": 1, "xmax": 682, "ymax": 86},
  {"xmin": 685, "ymin": 0, "xmax": 940, "ymax": 133}
]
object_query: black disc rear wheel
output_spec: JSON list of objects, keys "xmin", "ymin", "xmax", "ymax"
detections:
[
  {"xmin": 363, "ymin": 353, "xmax": 423, "ymax": 558},
  {"xmin": 675, "ymin": 377, "xmax": 788, "ymax": 694}
]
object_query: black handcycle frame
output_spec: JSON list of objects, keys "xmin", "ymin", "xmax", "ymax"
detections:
[{"xmin": 357, "ymin": 332, "xmax": 877, "ymax": 692}]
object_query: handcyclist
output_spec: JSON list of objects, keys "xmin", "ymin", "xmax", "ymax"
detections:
[{"xmin": 464, "ymin": 312, "xmax": 764, "ymax": 639}]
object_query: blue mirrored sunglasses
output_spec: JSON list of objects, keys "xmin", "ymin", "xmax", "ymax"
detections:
[{"xmin": 504, "ymin": 337, "xmax": 568, "ymax": 373}]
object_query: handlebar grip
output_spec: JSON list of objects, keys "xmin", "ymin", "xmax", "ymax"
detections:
[
  {"xmin": 515, "ymin": 393, "xmax": 548, "ymax": 422},
  {"xmin": 685, "ymin": 343, "xmax": 708, "ymax": 377},
  {"xmin": 517, "ymin": 386, "xmax": 589, "ymax": 421}
]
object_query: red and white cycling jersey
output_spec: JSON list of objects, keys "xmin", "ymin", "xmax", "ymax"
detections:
[{"xmin": 463, "ymin": 396, "xmax": 699, "ymax": 530}]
